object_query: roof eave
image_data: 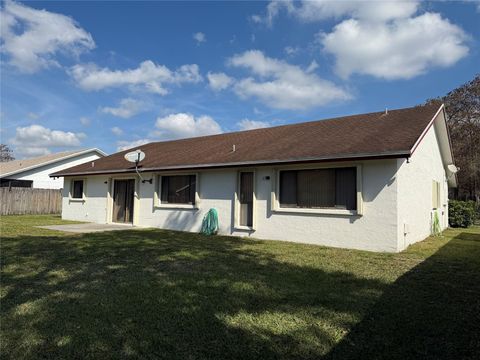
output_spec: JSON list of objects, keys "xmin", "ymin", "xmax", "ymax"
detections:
[
  {"xmin": 51, "ymin": 151, "xmax": 410, "ymax": 177},
  {"xmin": 409, "ymin": 103, "xmax": 458, "ymax": 188}
]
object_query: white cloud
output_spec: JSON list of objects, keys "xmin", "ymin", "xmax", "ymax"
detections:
[
  {"xmin": 306, "ymin": 60, "xmax": 319, "ymax": 73},
  {"xmin": 100, "ymin": 98, "xmax": 143, "ymax": 119},
  {"xmin": 0, "ymin": 0, "xmax": 94, "ymax": 73},
  {"xmin": 79, "ymin": 117, "xmax": 90, "ymax": 126},
  {"xmin": 237, "ymin": 119, "xmax": 271, "ymax": 131},
  {"xmin": 111, "ymin": 126, "xmax": 123, "ymax": 136},
  {"xmin": 207, "ymin": 72, "xmax": 234, "ymax": 91},
  {"xmin": 253, "ymin": 107, "xmax": 263, "ymax": 115},
  {"xmin": 228, "ymin": 50, "xmax": 350, "ymax": 110},
  {"xmin": 69, "ymin": 60, "xmax": 202, "ymax": 95},
  {"xmin": 254, "ymin": 0, "xmax": 419, "ymax": 25},
  {"xmin": 11, "ymin": 124, "xmax": 85, "ymax": 157},
  {"xmin": 251, "ymin": 14, "xmax": 262, "ymax": 23},
  {"xmin": 27, "ymin": 112, "xmax": 39, "ymax": 120},
  {"xmin": 117, "ymin": 113, "xmax": 222, "ymax": 150},
  {"xmin": 117, "ymin": 139, "xmax": 151, "ymax": 152},
  {"xmin": 193, "ymin": 32, "xmax": 206, "ymax": 44},
  {"xmin": 297, "ymin": 0, "xmax": 418, "ymax": 23},
  {"xmin": 259, "ymin": 0, "xmax": 295, "ymax": 27},
  {"xmin": 320, "ymin": 13, "xmax": 469, "ymax": 79},
  {"xmin": 155, "ymin": 113, "xmax": 222, "ymax": 140},
  {"xmin": 284, "ymin": 46, "xmax": 299, "ymax": 56},
  {"xmin": 254, "ymin": 1, "xmax": 469, "ymax": 80}
]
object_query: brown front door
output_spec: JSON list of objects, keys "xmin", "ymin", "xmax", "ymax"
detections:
[{"xmin": 113, "ymin": 179, "xmax": 135, "ymax": 223}]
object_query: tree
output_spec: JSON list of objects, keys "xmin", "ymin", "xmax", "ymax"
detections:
[
  {"xmin": 430, "ymin": 75, "xmax": 480, "ymax": 201},
  {"xmin": 0, "ymin": 144, "xmax": 15, "ymax": 162}
]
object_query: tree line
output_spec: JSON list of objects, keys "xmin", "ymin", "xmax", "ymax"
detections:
[{"xmin": 429, "ymin": 75, "xmax": 480, "ymax": 202}]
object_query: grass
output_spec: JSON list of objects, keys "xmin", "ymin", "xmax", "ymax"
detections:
[{"xmin": 1, "ymin": 215, "xmax": 479, "ymax": 359}]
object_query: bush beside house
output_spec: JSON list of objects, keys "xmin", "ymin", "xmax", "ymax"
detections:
[{"xmin": 449, "ymin": 200, "xmax": 476, "ymax": 227}]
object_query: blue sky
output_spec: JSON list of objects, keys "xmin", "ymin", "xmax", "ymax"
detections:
[{"xmin": 1, "ymin": 0, "xmax": 479, "ymax": 158}]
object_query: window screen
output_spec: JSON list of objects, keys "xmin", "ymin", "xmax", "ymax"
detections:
[
  {"xmin": 239, "ymin": 172, "xmax": 254, "ymax": 227},
  {"xmin": 161, "ymin": 175, "xmax": 196, "ymax": 205},
  {"xmin": 279, "ymin": 167, "xmax": 357, "ymax": 210},
  {"xmin": 432, "ymin": 180, "xmax": 441, "ymax": 209},
  {"xmin": 0, "ymin": 179, "xmax": 33, "ymax": 188},
  {"xmin": 72, "ymin": 180, "xmax": 84, "ymax": 199}
]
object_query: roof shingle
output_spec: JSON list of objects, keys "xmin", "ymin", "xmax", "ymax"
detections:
[
  {"xmin": 51, "ymin": 102, "xmax": 443, "ymax": 177},
  {"xmin": 1, "ymin": 149, "xmax": 92, "ymax": 178}
]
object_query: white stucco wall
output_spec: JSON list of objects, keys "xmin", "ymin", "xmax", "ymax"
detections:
[
  {"xmin": 396, "ymin": 119, "xmax": 449, "ymax": 251},
  {"xmin": 62, "ymin": 159, "xmax": 400, "ymax": 252},
  {"xmin": 241, "ymin": 161, "xmax": 399, "ymax": 252},
  {"xmin": 9, "ymin": 152, "xmax": 102, "ymax": 189},
  {"xmin": 61, "ymin": 175, "xmax": 110, "ymax": 222}
]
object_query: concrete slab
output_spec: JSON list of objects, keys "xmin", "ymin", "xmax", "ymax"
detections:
[{"xmin": 36, "ymin": 223, "xmax": 141, "ymax": 234}]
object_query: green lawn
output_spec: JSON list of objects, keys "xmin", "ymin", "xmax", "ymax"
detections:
[{"xmin": 1, "ymin": 215, "xmax": 479, "ymax": 359}]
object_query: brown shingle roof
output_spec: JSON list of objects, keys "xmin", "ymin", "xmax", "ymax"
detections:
[{"xmin": 51, "ymin": 102, "xmax": 443, "ymax": 177}]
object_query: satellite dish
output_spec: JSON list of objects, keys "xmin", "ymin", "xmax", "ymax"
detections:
[
  {"xmin": 447, "ymin": 164, "xmax": 459, "ymax": 174},
  {"xmin": 124, "ymin": 149, "xmax": 145, "ymax": 163}
]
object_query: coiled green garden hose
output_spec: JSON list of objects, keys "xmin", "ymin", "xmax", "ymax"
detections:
[
  {"xmin": 201, "ymin": 208, "xmax": 219, "ymax": 235},
  {"xmin": 432, "ymin": 211, "xmax": 441, "ymax": 236}
]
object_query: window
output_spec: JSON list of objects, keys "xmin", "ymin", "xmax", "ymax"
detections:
[
  {"xmin": 0, "ymin": 179, "xmax": 33, "ymax": 188},
  {"xmin": 238, "ymin": 172, "xmax": 254, "ymax": 227},
  {"xmin": 432, "ymin": 180, "xmax": 441, "ymax": 209},
  {"xmin": 279, "ymin": 167, "xmax": 357, "ymax": 210},
  {"xmin": 71, "ymin": 180, "xmax": 84, "ymax": 199},
  {"xmin": 160, "ymin": 175, "xmax": 196, "ymax": 205}
]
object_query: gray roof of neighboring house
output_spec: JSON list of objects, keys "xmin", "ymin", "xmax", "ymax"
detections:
[{"xmin": 0, "ymin": 148, "xmax": 106, "ymax": 178}]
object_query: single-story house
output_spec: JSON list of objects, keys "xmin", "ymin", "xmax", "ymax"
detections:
[
  {"xmin": 1, "ymin": 148, "xmax": 106, "ymax": 189},
  {"xmin": 51, "ymin": 102, "xmax": 456, "ymax": 252}
]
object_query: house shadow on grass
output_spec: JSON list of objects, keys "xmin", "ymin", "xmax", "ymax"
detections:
[
  {"xmin": 1, "ymin": 229, "xmax": 479, "ymax": 359},
  {"xmin": 1, "ymin": 229, "xmax": 387, "ymax": 359},
  {"xmin": 324, "ymin": 231, "xmax": 480, "ymax": 360}
]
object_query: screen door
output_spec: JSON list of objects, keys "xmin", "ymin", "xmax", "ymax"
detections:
[
  {"xmin": 239, "ymin": 172, "xmax": 254, "ymax": 227},
  {"xmin": 113, "ymin": 179, "xmax": 135, "ymax": 223}
]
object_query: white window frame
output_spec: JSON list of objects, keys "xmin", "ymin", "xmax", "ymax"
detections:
[
  {"xmin": 69, "ymin": 178, "xmax": 87, "ymax": 202},
  {"xmin": 234, "ymin": 169, "xmax": 256, "ymax": 231},
  {"xmin": 272, "ymin": 164, "xmax": 363, "ymax": 216},
  {"xmin": 154, "ymin": 172, "xmax": 199, "ymax": 209}
]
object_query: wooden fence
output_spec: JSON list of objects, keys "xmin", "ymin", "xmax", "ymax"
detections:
[{"xmin": 0, "ymin": 187, "xmax": 62, "ymax": 215}]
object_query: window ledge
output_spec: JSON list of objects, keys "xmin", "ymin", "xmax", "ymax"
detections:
[
  {"xmin": 273, "ymin": 207, "xmax": 358, "ymax": 216},
  {"xmin": 69, "ymin": 198, "xmax": 85, "ymax": 203},
  {"xmin": 234, "ymin": 225, "xmax": 255, "ymax": 232},
  {"xmin": 154, "ymin": 203, "xmax": 198, "ymax": 210}
]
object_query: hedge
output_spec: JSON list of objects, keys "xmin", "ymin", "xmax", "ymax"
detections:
[{"xmin": 449, "ymin": 200, "xmax": 476, "ymax": 228}]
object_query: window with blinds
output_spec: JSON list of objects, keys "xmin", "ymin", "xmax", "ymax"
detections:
[
  {"xmin": 160, "ymin": 175, "xmax": 196, "ymax": 205},
  {"xmin": 279, "ymin": 167, "xmax": 357, "ymax": 210}
]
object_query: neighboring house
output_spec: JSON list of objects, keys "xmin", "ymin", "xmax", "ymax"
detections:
[
  {"xmin": 1, "ymin": 149, "xmax": 106, "ymax": 189},
  {"xmin": 52, "ymin": 102, "xmax": 456, "ymax": 252}
]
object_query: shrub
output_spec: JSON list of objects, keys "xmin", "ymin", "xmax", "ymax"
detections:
[{"xmin": 449, "ymin": 200, "xmax": 476, "ymax": 228}]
